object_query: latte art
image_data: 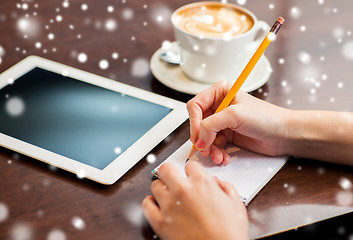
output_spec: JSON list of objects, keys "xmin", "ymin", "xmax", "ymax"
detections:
[
  {"xmin": 174, "ymin": 4, "xmax": 253, "ymax": 38},
  {"xmin": 171, "ymin": 2, "xmax": 269, "ymax": 84}
]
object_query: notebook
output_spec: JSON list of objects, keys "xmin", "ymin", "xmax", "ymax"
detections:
[{"xmin": 152, "ymin": 140, "xmax": 287, "ymax": 205}]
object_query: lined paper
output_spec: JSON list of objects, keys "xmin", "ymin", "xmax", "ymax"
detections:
[{"xmin": 153, "ymin": 141, "xmax": 287, "ymax": 205}]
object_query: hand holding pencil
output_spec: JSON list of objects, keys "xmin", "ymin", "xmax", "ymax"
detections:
[{"xmin": 186, "ymin": 17, "xmax": 285, "ymax": 164}]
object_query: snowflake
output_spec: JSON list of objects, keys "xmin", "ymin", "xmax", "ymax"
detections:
[
  {"xmin": 149, "ymin": 4, "xmax": 172, "ymax": 29},
  {"xmin": 81, "ymin": 4, "xmax": 88, "ymax": 11},
  {"xmin": 48, "ymin": 33, "xmax": 55, "ymax": 40},
  {"xmin": 0, "ymin": 202, "xmax": 9, "ymax": 222},
  {"xmin": 22, "ymin": 3, "xmax": 29, "ymax": 10},
  {"xmin": 0, "ymin": 45, "xmax": 5, "ymax": 57},
  {"xmin": 76, "ymin": 169, "xmax": 86, "ymax": 179},
  {"xmin": 131, "ymin": 58, "xmax": 149, "ymax": 77},
  {"xmin": 298, "ymin": 51, "xmax": 312, "ymax": 64},
  {"xmin": 290, "ymin": 7, "xmax": 302, "ymax": 19},
  {"xmin": 339, "ymin": 177, "xmax": 352, "ymax": 190},
  {"xmin": 112, "ymin": 52, "xmax": 119, "ymax": 59},
  {"xmin": 146, "ymin": 154, "xmax": 157, "ymax": 163},
  {"xmin": 236, "ymin": 0, "xmax": 246, "ymax": 6},
  {"xmin": 99, "ymin": 59, "xmax": 109, "ymax": 70},
  {"xmin": 333, "ymin": 27, "xmax": 344, "ymax": 39},
  {"xmin": 336, "ymin": 191, "xmax": 353, "ymax": 206},
  {"xmin": 63, "ymin": 0, "xmax": 69, "ymax": 8},
  {"xmin": 5, "ymin": 96, "xmax": 25, "ymax": 117},
  {"xmin": 342, "ymin": 41, "xmax": 353, "ymax": 60},
  {"xmin": 17, "ymin": 17, "xmax": 40, "ymax": 38},
  {"xmin": 122, "ymin": 8, "xmax": 134, "ymax": 20},
  {"xmin": 114, "ymin": 147, "xmax": 122, "ymax": 155},
  {"xmin": 11, "ymin": 223, "xmax": 33, "ymax": 240},
  {"xmin": 47, "ymin": 229, "xmax": 66, "ymax": 240},
  {"xmin": 107, "ymin": 6, "xmax": 114, "ymax": 13},
  {"xmin": 72, "ymin": 216, "xmax": 86, "ymax": 230},
  {"xmin": 105, "ymin": 19, "xmax": 117, "ymax": 31},
  {"xmin": 77, "ymin": 53, "xmax": 87, "ymax": 63},
  {"xmin": 125, "ymin": 203, "xmax": 144, "ymax": 227},
  {"xmin": 56, "ymin": 15, "xmax": 63, "ymax": 22}
]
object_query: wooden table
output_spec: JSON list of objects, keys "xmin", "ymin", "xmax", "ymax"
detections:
[{"xmin": 1, "ymin": 0, "xmax": 353, "ymax": 239}]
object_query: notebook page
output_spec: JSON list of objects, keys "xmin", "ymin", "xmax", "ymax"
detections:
[{"xmin": 153, "ymin": 140, "xmax": 287, "ymax": 205}]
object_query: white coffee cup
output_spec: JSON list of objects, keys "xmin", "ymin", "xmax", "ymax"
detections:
[{"xmin": 171, "ymin": 1, "xmax": 270, "ymax": 84}]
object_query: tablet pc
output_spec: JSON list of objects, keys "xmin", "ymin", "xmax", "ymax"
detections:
[{"xmin": 0, "ymin": 56, "xmax": 188, "ymax": 184}]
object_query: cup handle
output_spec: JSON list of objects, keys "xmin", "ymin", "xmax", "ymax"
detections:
[{"xmin": 252, "ymin": 20, "xmax": 271, "ymax": 46}]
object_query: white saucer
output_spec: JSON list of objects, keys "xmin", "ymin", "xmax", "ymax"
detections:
[{"xmin": 150, "ymin": 44, "xmax": 273, "ymax": 95}]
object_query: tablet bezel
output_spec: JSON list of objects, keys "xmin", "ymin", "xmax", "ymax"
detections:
[{"xmin": 0, "ymin": 56, "xmax": 188, "ymax": 184}]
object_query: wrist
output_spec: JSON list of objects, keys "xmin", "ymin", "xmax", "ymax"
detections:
[
  {"xmin": 279, "ymin": 109, "xmax": 307, "ymax": 157},
  {"xmin": 280, "ymin": 110, "xmax": 353, "ymax": 161}
]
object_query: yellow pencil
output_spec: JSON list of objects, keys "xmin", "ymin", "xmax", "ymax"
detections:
[{"xmin": 186, "ymin": 17, "xmax": 285, "ymax": 163}]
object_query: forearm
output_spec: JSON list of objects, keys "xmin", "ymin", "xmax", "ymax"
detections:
[{"xmin": 283, "ymin": 110, "xmax": 353, "ymax": 165}]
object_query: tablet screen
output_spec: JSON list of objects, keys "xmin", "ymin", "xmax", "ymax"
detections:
[{"xmin": 0, "ymin": 67, "xmax": 172, "ymax": 170}]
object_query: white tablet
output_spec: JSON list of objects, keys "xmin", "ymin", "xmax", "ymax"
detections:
[{"xmin": 0, "ymin": 56, "xmax": 188, "ymax": 184}]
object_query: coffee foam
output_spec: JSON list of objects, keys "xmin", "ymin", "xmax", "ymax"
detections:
[{"xmin": 174, "ymin": 4, "xmax": 254, "ymax": 38}]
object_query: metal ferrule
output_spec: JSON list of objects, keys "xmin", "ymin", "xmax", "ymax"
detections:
[{"xmin": 270, "ymin": 21, "xmax": 283, "ymax": 34}]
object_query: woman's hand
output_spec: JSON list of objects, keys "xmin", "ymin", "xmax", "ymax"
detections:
[
  {"xmin": 142, "ymin": 162, "xmax": 249, "ymax": 240},
  {"xmin": 187, "ymin": 81, "xmax": 290, "ymax": 165}
]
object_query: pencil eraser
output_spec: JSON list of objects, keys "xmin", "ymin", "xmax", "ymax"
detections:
[{"xmin": 277, "ymin": 17, "xmax": 285, "ymax": 24}]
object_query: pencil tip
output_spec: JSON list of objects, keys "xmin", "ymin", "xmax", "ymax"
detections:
[{"xmin": 185, "ymin": 158, "xmax": 189, "ymax": 164}]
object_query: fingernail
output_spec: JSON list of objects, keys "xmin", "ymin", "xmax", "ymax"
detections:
[{"xmin": 195, "ymin": 138, "xmax": 206, "ymax": 149}]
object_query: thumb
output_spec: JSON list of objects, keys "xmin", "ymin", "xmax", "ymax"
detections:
[{"xmin": 195, "ymin": 107, "xmax": 238, "ymax": 150}]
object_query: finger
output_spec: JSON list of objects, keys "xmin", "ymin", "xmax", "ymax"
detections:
[
  {"xmin": 186, "ymin": 92, "xmax": 214, "ymax": 144},
  {"xmin": 208, "ymin": 145, "xmax": 231, "ymax": 165},
  {"xmin": 185, "ymin": 161, "xmax": 211, "ymax": 179},
  {"xmin": 214, "ymin": 179, "xmax": 240, "ymax": 201},
  {"xmin": 151, "ymin": 179, "xmax": 169, "ymax": 202},
  {"xmin": 187, "ymin": 81, "xmax": 232, "ymax": 144},
  {"xmin": 157, "ymin": 162, "xmax": 186, "ymax": 188},
  {"xmin": 220, "ymin": 149, "xmax": 231, "ymax": 166},
  {"xmin": 186, "ymin": 98, "xmax": 203, "ymax": 144},
  {"xmin": 195, "ymin": 106, "xmax": 238, "ymax": 151},
  {"xmin": 142, "ymin": 195, "xmax": 163, "ymax": 229},
  {"xmin": 209, "ymin": 145, "xmax": 224, "ymax": 165},
  {"xmin": 200, "ymin": 147, "xmax": 211, "ymax": 157},
  {"xmin": 213, "ymin": 133, "xmax": 231, "ymax": 165}
]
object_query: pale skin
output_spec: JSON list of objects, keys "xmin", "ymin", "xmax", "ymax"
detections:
[
  {"xmin": 142, "ymin": 161, "xmax": 249, "ymax": 240},
  {"xmin": 142, "ymin": 81, "xmax": 353, "ymax": 239},
  {"xmin": 188, "ymin": 81, "xmax": 353, "ymax": 166}
]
